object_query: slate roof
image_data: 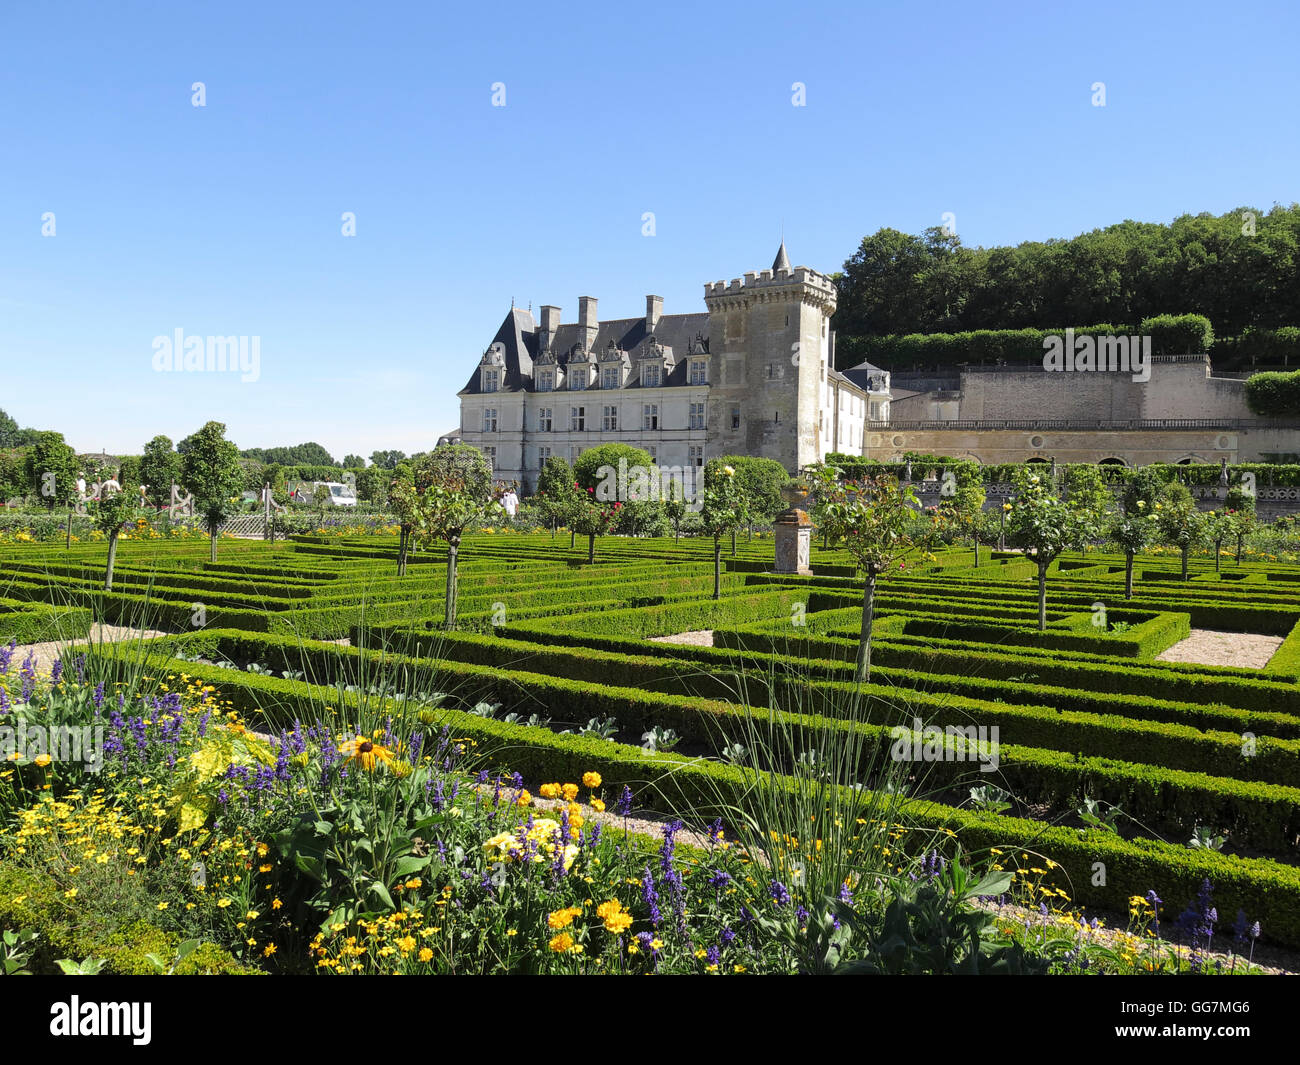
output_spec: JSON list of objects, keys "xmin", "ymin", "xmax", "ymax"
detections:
[{"xmin": 460, "ymin": 308, "xmax": 711, "ymax": 394}]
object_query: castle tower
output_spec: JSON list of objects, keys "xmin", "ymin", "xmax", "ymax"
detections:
[{"xmin": 702, "ymin": 242, "xmax": 838, "ymax": 472}]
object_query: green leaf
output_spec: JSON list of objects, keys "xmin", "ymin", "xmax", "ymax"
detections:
[{"xmin": 968, "ymin": 870, "xmax": 1013, "ymax": 898}]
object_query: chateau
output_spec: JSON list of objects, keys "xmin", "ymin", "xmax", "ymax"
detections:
[
  {"xmin": 455, "ymin": 245, "xmax": 1300, "ymax": 486},
  {"xmin": 456, "ymin": 243, "xmax": 890, "ymax": 490}
]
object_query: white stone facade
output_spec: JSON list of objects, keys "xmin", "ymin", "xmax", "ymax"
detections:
[{"xmin": 456, "ymin": 244, "xmax": 890, "ymax": 491}]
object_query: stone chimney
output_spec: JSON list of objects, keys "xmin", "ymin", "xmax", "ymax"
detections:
[
  {"xmin": 578, "ymin": 296, "xmax": 598, "ymax": 351},
  {"xmin": 645, "ymin": 295, "xmax": 663, "ymax": 335},
  {"xmin": 539, "ymin": 305, "xmax": 561, "ymax": 350}
]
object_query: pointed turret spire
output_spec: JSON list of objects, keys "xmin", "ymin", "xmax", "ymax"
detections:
[{"xmin": 772, "ymin": 239, "xmax": 791, "ymax": 273}]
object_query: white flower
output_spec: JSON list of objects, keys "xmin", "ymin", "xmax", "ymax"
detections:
[{"xmin": 722, "ymin": 465, "xmax": 735, "ymax": 477}]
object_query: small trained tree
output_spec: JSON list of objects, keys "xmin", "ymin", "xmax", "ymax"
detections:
[
  {"xmin": 664, "ymin": 477, "xmax": 688, "ymax": 545},
  {"xmin": 1006, "ymin": 468, "xmax": 1100, "ymax": 630},
  {"xmin": 534, "ymin": 456, "xmax": 579, "ymax": 540},
  {"xmin": 179, "ymin": 421, "xmax": 244, "ymax": 563},
  {"xmin": 1203, "ymin": 510, "xmax": 1233, "ymax": 573},
  {"xmin": 405, "ymin": 445, "xmax": 495, "ymax": 629},
  {"xmin": 24, "ymin": 431, "xmax": 78, "ymax": 511},
  {"xmin": 93, "ymin": 486, "xmax": 135, "ymax": 591},
  {"xmin": 1225, "ymin": 482, "xmax": 1258, "ymax": 565},
  {"xmin": 569, "ymin": 487, "xmax": 621, "ymax": 564},
  {"xmin": 699, "ymin": 463, "xmax": 744, "ymax": 599},
  {"xmin": 814, "ymin": 468, "xmax": 942, "ymax": 681},
  {"xmin": 1157, "ymin": 483, "xmax": 1208, "ymax": 581},
  {"xmin": 938, "ymin": 464, "xmax": 986, "ymax": 567}
]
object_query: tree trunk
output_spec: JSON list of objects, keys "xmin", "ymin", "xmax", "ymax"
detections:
[
  {"xmin": 998, "ymin": 510, "xmax": 1006, "ymax": 551},
  {"xmin": 973, "ymin": 535, "xmax": 980, "ymax": 568},
  {"xmin": 66, "ymin": 508, "xmax": 72, "ymax": 549},
  {"xmin": 1037, "ymin": 562, "xmax": 1048, "ymax": 631},
  {"xmin": 444, "ymin": 536, "xmax": 459, "ymax": 630},
  {"xmin": 731, "ymin": 529, "xmax": 737, "ymax": 557},
  {"xmin": 587, "ymin": 533, "xmax": 595, "ymax": 564},
  {"xmin": 550, "ymin": 519, "xmax": 556, "ymax": 540},
  {"xmin": 673, "ymin": 523, "xmax": 680, "ymax": 545},
  {"xmin": 1236, "ymin": 535, "xmax": 1243, "ymax": 565},
  {"xmin": 1124, "ymin": 551, "xmax": 1134, "ymax": 599},
  {"xmin": 104, "ymin": 532, "xmax": 119, "ymax": 591},
  {"xmin": 855, "ymin": 572, "xmax": 876, "ymax": 683},
  {"xmin": 210, "ymin": 529, "xmax": 218, "ymax": 563},
  {"xmin": 1214, "ymin": 539, "xmax": 1223, "ymax": 573},
  {"xmin": 713, "ymin": 535, "xmax": 722, "ymax": 600},
  {"xmin": 747, "ymin": 523, "xmax": 753, "ymax": 543},
  {"xmin": 1181, "ymin": 546, "xmax": 1189, "ymax": 581},
  {"xmin": 570, "ymin": 529, "xmax": 576, "ymax": 550},
  {"xmin": 397, "ymin": 525, "xmax": 409, "ymax": 576}
]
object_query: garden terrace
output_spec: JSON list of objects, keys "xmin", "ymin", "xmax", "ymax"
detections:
[{"xmin": 4, "ymin": 531, "xmax": 1300, "ymax": 947}]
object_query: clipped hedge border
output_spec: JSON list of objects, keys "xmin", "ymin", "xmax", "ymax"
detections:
[{"xmin": 0, "ymin": 865, "xmax": 260, "ymax": 975}]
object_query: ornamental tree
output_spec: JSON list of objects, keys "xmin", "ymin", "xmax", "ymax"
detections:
[
  {"xmin": 1225, "ymin": 483, "xmax": 1258, "ymax": 564},
  {"xmin": 1157, "ymin": 483, "xmax": 1208, "ymax": 581},
  {"xmin": 1203, "ymin": 509, "xmax": 1233, "ymax": 573},
  {"xmin": 1006, "ymin": 468, "xmax": 1100, "ymax": 630},
  {"xmin": 24, "ymin": 431, "xmax": 78, "ymax": 511},
  {"xmin": 139, "ymin": 435, "xmax": 180, "ymax": 508},
  {"xmin": 814, "ymin": 470, "xmax": 942, "ymax": 682},
  {"xmin": 569, "ymin": 488, "xmax": 621, "ymax": 565},
  {"xmin": 533, "ymin": 456, "xmax": 579, "ymax": 541},
  {"xmin": 699, "ymin": 463, "xmax": 744, "ymax": 599},
  {"xmin": 93, "ymin": 485, "xmax": 135, "ymax": 591},
  {"xmin": 179, "ymin": 421, "xmax": 245, "ymax": 563},
  {"xmin": 664, "ymin": 477, "xmax": 688, "ymax": 544},
  {"xmin": 938, "ymin": 463, "xmax": 987, "ymax": 567},
  {"xmin": 404, "ymin": 444, "xmax": 496, "ymax": 629}
]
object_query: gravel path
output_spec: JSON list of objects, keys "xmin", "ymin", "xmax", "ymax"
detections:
[
  {"xmin": 10, "ymin": 624, "xmax": 169, "ymax": 675},
  {"xmin": 648, "ymin": 630, "xmax": 715, "ymax": 647},
  {"xmin": 1155, "ymin": 629, "xmax": 1282, "ymax": 669}
]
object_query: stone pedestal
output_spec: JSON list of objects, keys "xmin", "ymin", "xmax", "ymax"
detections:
[{"xmin": 774, "ymin": 507, "xmax": 813, "ymax": 575}]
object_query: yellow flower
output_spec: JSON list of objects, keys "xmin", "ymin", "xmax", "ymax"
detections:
[
  {"xmin": 516, "ymin": 790, "xmax": 532, "ymax": 807},
  {"xmin": 64, "ymin": 888, "xmax": 78, "ymax": 899},
  {"xmin": 539, "ymin": 783, "xmax": 560, "ymax": 799},
  {"xmin": 591, "ymin": 798, "xmax": 605, "ymax": 813},
  {"xmin": 34, "ymin": 754, "xmax": 52, "ymax": 768},
  {"xmin": 561, "ymin": 783, "xmax": 580, "ymax": 802},
  {"xmin": 582, "ymin": 772, "xmax": 602, "ymax": 789},
  {"xmin": 548, "ymin": 932, "xmax": 574, "ymax": 953},
  {"xmin": 337, "ymin": 734, "xmax": 395, "ymax": 772},
  {"xmin": 418, "ymin": 948, "xmax": 433, "ymax": 962},
  {"xmin": 263, "ymin": 944, "xmax": 277, "ymax": 957},
  {"xmin": 217, "ymin": 897, "xmax": 232, "ymax": 908}
]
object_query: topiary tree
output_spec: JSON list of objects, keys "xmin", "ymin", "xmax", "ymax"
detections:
[
  {"xmin": 569, "ymin": 489, "xmax": 621, "ymax": 564},
  {"xmin": 699, "ymin": 463, "xmax": 744, "ymax": 599},
  {"xmin": 1225, "ymin": 483, "xmax": 1258, "ymax": 565},
  {"xmin": 93, "ymin": 485, "xmax": 135, "ymax": 591},
  {"xmin": 1064, "ymin": 463, "xmax": 1113, "ymax": 517},
  {"xmin": 1203, "ymin": 510, "xmax": 1233, "ymax": 573},
  {"xmin": 938, "ymin": 463, "xmax": 987, "ymax": 566},
  {"xmin": 1157, "ymin": 482, "xmax": 1208, "ymax": 581},
  {"xmin": 814, "ymin": 469, "xmax": 942, "ymax": 682},
  {"xmin": 179, "ymin": 421, "xmax": 245, "ymax": 563},
  {"xmin": 1006, "ymin": 468, "xmax": 1101, "ymax": 630},
  {"xmin": 387, "ymin": 466, "xmax": 417, "ymax": 576},
  {"xmin": 664, "ymin": 477, "xmax": 688, "ymax": 545},
  {"xmin": 24, "ymin": 431, "xmax": 78, "ymax": 511},
  {"xmin": 533, "ymin": 456, "xmax": 578, "ymax": 540},
  {"xmin": 404, "ymin": 444, "xmax": 496, "ymax": 629}
]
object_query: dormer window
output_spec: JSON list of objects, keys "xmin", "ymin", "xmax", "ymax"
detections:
[
  {"xmin": 538, "ymin": 370, "xmax": 553, "ymax": 392},
  {"xmin": 689, "ymin": 360, "xmax": 707, "ymax": 385},
  {"xmin": 482, "ymin": 369, "xmax": 499, "ymax": 392},
  {"xmin": 601, "ymin": 366, "xmax": 620, "ymax": 390},
  {"xmin": 569, "ymin": 371, "xmax": 586, "ymax": 390},
  {"xmin": 643, "ymin": 364, "xmax": 661, "ymax": 388}
]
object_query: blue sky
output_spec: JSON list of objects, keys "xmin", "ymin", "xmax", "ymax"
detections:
[{"xmin": 2, "ymin": 0, "xmax": 1297, "ymax": 460}]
